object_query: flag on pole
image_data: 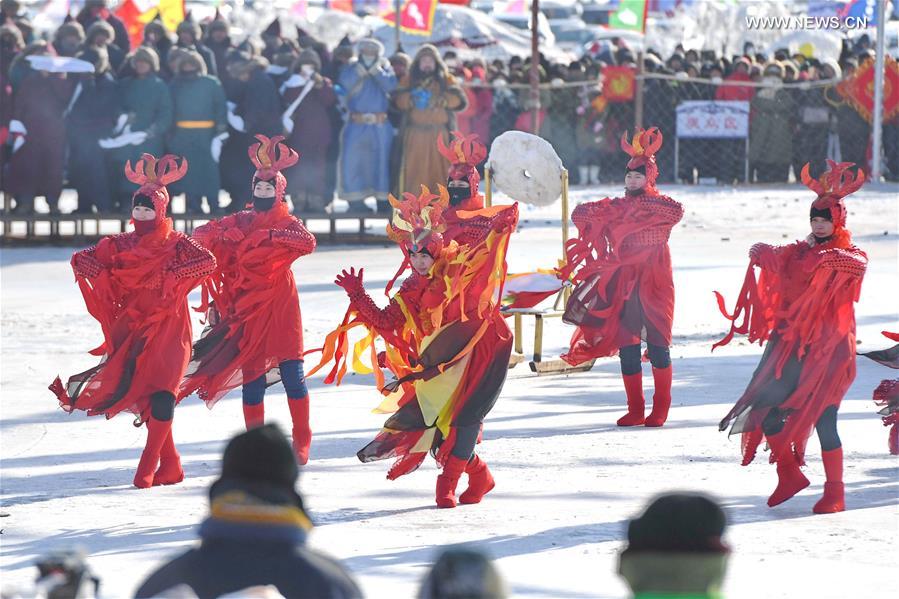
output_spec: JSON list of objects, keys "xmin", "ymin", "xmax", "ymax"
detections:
[
  {"xmin": 608, "ymin": 0, "xmax": 648, "ymax": 32},
  {"xmin": 116, "ymin": 0, "xmax": 185, "ymax": 49},
  {"xmin": 496, "ymin": 0, "xmax": 528, "ymax": 15},
  {"xmin": 328, "ymin": 0, "xmax": 354, "ymax": 11},
  {"xmin": 381, "ymin": 0, "xmax": 438, "ymax": 36}
]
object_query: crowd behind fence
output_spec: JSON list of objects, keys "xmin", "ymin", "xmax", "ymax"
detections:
[{"xmin": 0, "ymin": 1, "xmax": 894, "ymax": 229}]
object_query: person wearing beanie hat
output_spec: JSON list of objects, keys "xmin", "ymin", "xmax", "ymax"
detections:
[
  {"xmin": 336, "ymin": 37, "xmax": 397, "ymax": 213},
  {"xmin": 107, "ymin": 45, "xmax": 173, "ymax": 211},
  {"xmin": 167, "ymin": 49, "xmax": 227, "ymax": 215},
  {"xmin": 618, "ymin": 493, "xmax": 730, "ymax": 598},
  {"xmin": 183, "ymin": 135, "xmax": 317, "ymax": 465},
  {"xmin": 66, "ymin": 44, "xmax": 118, "ymax": 214},
  {"xmin": 419, "ymin": 546, "xmax": 508, "ymax": 599},
  {"xmin": 280, "ymin": 49, "xmax": 337, "ymax": 213},
  {"xmin": 135, "ymin": 425, "xmax": 362, "ymax": 598},
  {"xmin": 560, "ymin": 128, "xmax": 683, "ymax": 428},
  {"xmin": 50, "ymin": 154, "xmax": 216, "ymax": 489},
  {"xmin": 715, "ymin": 160, "xmax": 868, "ymax": 514},
  {"xmin": 395, "ymin": 44, "xmax": 468, "ymax": 203},
  {"xmin": 314, "ymin": 187, "xmax": 518, "ymax": 508}
]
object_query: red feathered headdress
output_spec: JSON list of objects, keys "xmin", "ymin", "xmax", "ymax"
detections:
[
  {"xmin": 621, "ymin": 127, "xmax": 663, "ymax": 192},
  {"xmin": 387, "ymin": 184, "xmax": 449, "ymax": 257},
  {"xmin": 248, "ymin": 134, "xmax": 299, "ymax": 203},
  {"xmin": 801, "ymin": 160, "xmax": 864, "ymax": 233},
  {"xmin": 125, "ymin": 153, "xmax": 188, "ymax": 221},
  {"xmin": 438, "ymin": 131, "xmax": 487, "ymax": 202}
]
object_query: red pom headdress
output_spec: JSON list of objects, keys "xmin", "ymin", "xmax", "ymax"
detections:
[
  {"xmin": 125, "ymin": 153, "xmax": 188, "ymax": 220},
  {"xmin": 387, "ymin": 184, "xmax": 449, "ymax": 257},
  {"xmin": 801, "ymin": 159, "xmax": 864, "ymax": 233},
  {"xmin": 438, "ymin": 131, "xmax": 487, "ymax": 200},
  {"xmin": 248, "ymin": 134, "xmax": 299, "ymax": 203},
  {"xmin": 621, "ymin": 127, "xmax": 663, "ymax": 192}
]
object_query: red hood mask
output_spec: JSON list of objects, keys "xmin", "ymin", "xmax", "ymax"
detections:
[
  {"xmin": 621, "ymin": 127, "xmax": 663, "ymax": 195},
  {"xmin": 438, "ymin": 131, "xmax": 487, "ymax": 206},
  {"xmin": 801, "ymin": 159, "xmax": 864, "ymax": 244},
  {"xmin": 125, "ymin": 153, "xmax": 188, "ymax": 232},
  {"xmin": 248, "ymin": 134, "xmax": 299, "ymax": 206}
]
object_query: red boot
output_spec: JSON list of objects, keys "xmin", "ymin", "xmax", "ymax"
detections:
[
  {"xmin": 617, "ymin": 373, "xmax": 645, "ymax": 426},
  {"xmin": 645, "ymin": 366, "xmax": 672, "ymax": 427},
  {"xmin": 133, "ymin": 416, "xmax": 172, "ymax": 489},
  {"xmin": 242, "ymin": 403, "xmax": 265, "ymax": 430},
  {"xmin": 766, "ymin": 435, "xmax": 809, "ymax": 507},
  {"xmin": 435, "ymin": 455, "xmax": 467, "ymax": 509},
  {"xmin": 459, "ymin": 455, "xmax": 495, "ymax": 505},
  {"xmin": 153, "ymin": 429, "xmax": 184, "ymax": 486},
  {"xmin": 813, "ymin": 448, "xmax": 845, "ymax": 514},
  {"xmin": 288, "ymin": 396, "xmax": 312, "ymax": 465}
]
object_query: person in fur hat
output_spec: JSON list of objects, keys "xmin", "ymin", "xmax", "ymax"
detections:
[
  {"xmin": 184, "ymin": 136, "xmax": 317, "ymax": 465},
  {"xmin": 715, "ymin": 160, "xmax": 868, "ymax": 514},
  {"xmin": 394, "ymin": 44, "xmax": 467, "ymax": 197},
  {"xmin": 139, "ymin": 19, "xmax": 173, "ymax": 78},
  {"xmin": 559, "ymin": 128, "xmax": 683, "ymax": 428},
  {"xmin": 50, "ymin": 154, "xmax": 216, "ymax": 489},
  {"xmin": 313, "ymin": 186, "xmax": 518, "ymax": 508},
  {"xmin": 167, "ymin": 50, "xmax": 227, "ymax": 214},
  {"xmin": 336, "ymin": 37, "xmax": 397, "ymax": 212},
  {"xmin": 107, "ymin": 46, "xmax": 173, "ymax": 211},
  {"xmin": 281, "ymin": 49, "xmax": 337, "ymax": 213},
  {"xmin": 75, "ymin": 0, "xmax": 129, "ymax": 53},
  {"xmin": 51, "ymin": 20, "xmax": 84, "ymax": 57},
  {"xmin": 84, "ymin": 19, "xmax": 125, "ymax": 73},
  {"xmin": 175, "ymin": 17, "xmax": 217, "ymax": 77}
]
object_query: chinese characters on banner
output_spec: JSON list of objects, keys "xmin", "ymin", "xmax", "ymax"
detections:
[{"xmin": 676, "ymin": 101, "xmax": 750, "ymax": 139}]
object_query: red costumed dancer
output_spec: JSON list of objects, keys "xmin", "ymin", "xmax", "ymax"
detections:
[
  {"xmin": 859, "ymin": 331, "xmax": 899, "ymax": 455},
  {"xmin": 438, "ymin": 130, "xmax": 494, "ymax": 246},
  {"xmin": 181, "ymin": 135, "xmax": 317, "ymax": 464},
  {"xmin": 50, "ymin": 154, "xmax": 216, "ymax": 488},
  {"xmin": 715, "ymin": 160, "xmax": 868, "ymax": 514},
  {"xmin": 559, "ymin": 127, "xmax": 683, "ymax": 427},
  {"xmin": 310, "ymin": 186, "xmax": 518, "ymax": 508}
]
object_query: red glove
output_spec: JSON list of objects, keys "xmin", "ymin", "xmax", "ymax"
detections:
[
  {"xmin": 335, "ymin": 267, "xmax": 364, "ymax": 296},
  {"xmin": 223, "ymin": 227, "xmax": 244, "ymax": 243}
]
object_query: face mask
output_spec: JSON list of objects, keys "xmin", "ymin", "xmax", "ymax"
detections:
[
  {"xmin": 493, "ymin": 78, "xmax": 507, "ymax": 88},
  {"xmin": 133, "ymin": 219, "xmax": 157, "ymax": 235},
  {"xmin": 253, "ymin": 196, "xmax": 276, "ymax": 212},
  {"xmin": 711, "ymin": 76, "xmax": 722, "ymax": 84},
  {"xmin": 763, "ymin": 75, "xmax": 781, "ymax": 86},
  {"xmin": 300, "ymin": 64, "xmax": 315, "ymax": 77},
  {"xmin": 448, "ymin": 186, "xmax": 470, "ymax": 206},
  {"xmin": 361, "ymin": 54, "xmax": 377, "ymax": 67}
]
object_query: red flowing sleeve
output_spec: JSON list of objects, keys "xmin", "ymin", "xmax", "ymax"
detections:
[
  {"xmin": 347, "ymin": 283, "xmax": 409, "ymax": 336},
  {"xmin": 170, "ymin": 236, "xmax": 217, "ymax": 282},
  {"xmin": 270, "ymin": 219, "xmax": 317, "ymax": 256}
]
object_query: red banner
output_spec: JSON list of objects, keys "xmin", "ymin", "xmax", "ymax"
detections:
[
  {"xmin": 382, "ymin": 0, "xmax": 438, "ymax": 36},
  {"xmin": 837, "ymin": 57, "xmax": 899, "ymax": 124},
  {"xmin": 602, "ymin": 66, "xmax": 636, "ymax": 103}
]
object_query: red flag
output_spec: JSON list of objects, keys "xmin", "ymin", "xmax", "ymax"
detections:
[
  {"xmin": 837, "ymin": 56, "xmax": 899, "ymax": 124},
  {"xmin": 602, "ymin": 66, "xmax": 636, "ymax": 103},
  {"xmin": 115, "ymin": 0, "xmax": 145, "ymax": 49},
  {"xmin": 382, "ymin": 0, "xmax": 438, "ymax": 36}
]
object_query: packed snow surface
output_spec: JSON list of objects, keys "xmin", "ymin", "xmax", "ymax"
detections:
[{"xmin": 2, "ymin": 184, "xmax": 897, "ymax": 598}]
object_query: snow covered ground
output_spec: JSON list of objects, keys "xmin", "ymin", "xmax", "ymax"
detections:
[{"xmin": 2, "ymin": 184, "xmax": 897, "ymax": 598}]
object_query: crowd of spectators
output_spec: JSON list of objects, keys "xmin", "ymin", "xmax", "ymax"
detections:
[{"xmin": 0, "ymin": 0, "xmax": 895, "ymax": 219}]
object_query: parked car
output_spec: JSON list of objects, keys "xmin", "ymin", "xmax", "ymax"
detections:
[
  {"xmin": 554, "ymin": 24, "xmax": 607, "ymax": 59},
  {"xmin": 582, "ymin": 0, "xmax": 618, "ymax": 25},
  {"xmin": 493, "ymin": 10, "xmax": 556, "ymax": 45}
]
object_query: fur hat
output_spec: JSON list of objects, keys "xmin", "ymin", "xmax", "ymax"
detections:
[
  {"xmin": 175, "ymin": 49, "xmax": 206, "ymax": 76},
  {"xmin": 130, "ymin": 45, "xmax": 160, "ymax": 72},
  {"xmin": 294, "ymin": 48, "xmax": 321, "ymax": 71},
  {"xmin": 142, "ymin": 19, "xmax": 169, "ymax": 42},
  {"xmin": 357, "ymin": 37, "xmax": 384, "ymax": 57},
  {"xmin": 76, "ymin": 45, "xmax": 109, "ymax": 75},
  {"xmin": 85, "ymin": 19, "xmax": 114, "ymax": 45},
  {"xmin": 54, "ymin": 21, "xmax": 85, "ymax": 43},
  {"xmin": 175, "ymin": 18, "xmax": 201, "ymax": 41}
]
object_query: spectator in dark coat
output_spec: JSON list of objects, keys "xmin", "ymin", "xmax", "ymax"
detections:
[
  {"xmin": 140, "ymin": 19, "xmax": 173, "ymax": 79},
  {"xmin": 67, "ymin": 46, "xmax": 119, "ymax": 213},
  {"xmin": 795, "ymin": 60, "xmax": 839, "ymax": 179},
  {"xmin": 175, "ymin": 18, "xmax": 217, "ymax": 78},
  {"xmin": 0, "ymin": 24, "xmax": 23, "ymax": 196},
  {"xmin": 220, "ymin": 54, "xmax": 281, "ymax": 211},
  {"xmin": 835, "ymin": 58, "xmax": 870, "ymax": 171},
  {"xmin": 135, "ymin": 425, "xmax": 362, "ymax": 599},
  {"xmin": 84, "ymin": 20, "xmax": 125, "ymax": 74},
  {"xmin": 203, "ymin": 16, "xmax": 233, "ymax": 84},
  {"xmin": 75, "ymin": 0, "xmax": 129, "ymax": 54},
  {"xmin": 5, "ymin": 62, "xmax": 74, "ymax": 213},
  {"xmin": 281, "ymin": 49, "xmax": 337, "ymax": 213},
  {"xmin": 0, "ymin": 0, "xmax": 33, "ymax": 44}
]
